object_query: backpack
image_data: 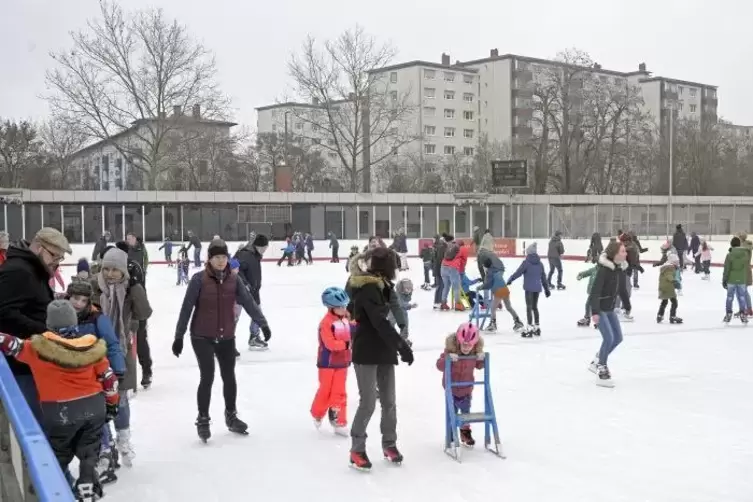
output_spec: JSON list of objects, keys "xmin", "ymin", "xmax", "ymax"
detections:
[{"xmin": 444, "ymin": 242, "xmax": 459, "ymax": 260}]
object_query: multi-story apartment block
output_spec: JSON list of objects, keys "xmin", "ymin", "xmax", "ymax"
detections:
[
  {"xmin": 69, "ymin": 105, "xmax": 236, "ymax": 190},
  {"xmin": 638, "ymin": 77, "xmax": 718, "ymax": 139}
]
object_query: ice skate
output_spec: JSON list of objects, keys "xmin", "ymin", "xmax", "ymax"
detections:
[
  {"xmin": 741, "ymin": 313, "xmax": 749, "ymax": 324},
  {"xmin": 96, "ymin": 451, "xmax": 118, "ymax": 485},
  {"xmin": 349, "ymin": 451, "xmax": 372, "ymax": 471},
  {"xmin": 532, "ymin": 324, "xmax": 541, "ymax": 337},
  {"xmin": 141, "ymin": 373, "xmax": 152, "ymax": 390},
  {"xmin": 577, "ymin": 317, "xmax": 590, "ymax": 327},
  {"xmin": 225, "ymin": 410, "xmax": 249, "ymax": 435},
  {"xmin": 521, "ymin": 325, "xmax": 534, "ymax": 338},
  {"xmin": 723, "ymin": 312, "xmax": 733, "ymax": 324},
  {"xmin": 440, "ymin": 303, "xmax": 450, "ymax": 311},
  {"xmin": 332, "ymin": 423, "xmax": 349, "ymax": 436},
  {"xmin": 454, "ymin": 303, "xmax": 465, "ymax": 312},
  {"xmin": 313, "ymin": 417, "xmax": 323, "ymax": 429},
  {"xmin": 459, "ymin": 428, "xmax": 475, "ymax": 447},
  {"xmin": 74, "ymin": 481, "xmax": 101, "ymax": 502},
  {"xmin": 433, "ymin": 303, "xmax": 441, "ymax": 310},
  {"xmin": 484, "ymin": 321, "xmax": 497, "ymax": 333},
  {"xmin": 116, "ymin": 429, "xmax": 135, "ymax": 467},
  {"xmin": 596, "ymin": 364, "xmax": 614, "ymax": 388},
  {"xmin": 512, "ymin": 319, "xmax": 524, "ymax": 332},
  {"xmin": 656, "ymin": 314, "xmax": 663, "ymax": 323},
  {"xmin": 196, "ymin": 416, "xmax": 211, "ymax": 443},
  {"xmin": 556, "ymin": 283, "xmax": 566, "ymax": 290},
  {"xmin": 621, "ymin": 310, "xmax": 634, "ymax": 322},
  {"xmin": 248, "ymin": 335, "xmax": 269, "ymax": 351},
  {"xmin": 669, "ymin": 316, "xmax": 683, "ymax": 324},
  {"xmin": 383, "ymin": 446, "xmax": 403, "ymax": 465}
]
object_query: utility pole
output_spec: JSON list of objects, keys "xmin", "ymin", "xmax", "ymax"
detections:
[{"xmin": 667, "ymin": 103, "xmax": 674, "ymax": 236}]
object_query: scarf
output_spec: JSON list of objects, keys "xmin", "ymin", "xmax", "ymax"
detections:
[{"xmin": 97, "ymin": 273, "xmax": 127, "ymax": 337}]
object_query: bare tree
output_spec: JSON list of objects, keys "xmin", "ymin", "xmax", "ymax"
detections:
[
  {"xmin": 40, "ymin": 116, "xmax": 89, "ymax": 188},
  {"xmin": 287, "ymin": 26, "xmax": 418, "ymax": 191},
  {"xmin": 0, "ymin": 119, "xmax": 46, "ymax": 188},
  {"xmin": 45, "ymin": 1, "xmax": 229, "ymax": 189}
]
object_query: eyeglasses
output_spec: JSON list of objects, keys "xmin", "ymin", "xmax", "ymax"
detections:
[{"xmin": 41, "ymin": 244, "xmax": 66, "ymax": 263}]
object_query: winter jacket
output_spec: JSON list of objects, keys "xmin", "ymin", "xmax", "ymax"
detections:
[
  {"xmin": 433, "ymin": 239, "xmax": 448, "ymax": 273},
  {"xmin": 588, "ymin": 254, "xmax": 631, "ymax": 314},
  {"xmin": 507, "ymin": 253, "xmax": 549, "ymax": 294},
  {"xmin": 480, "ymin": 254, "xmax": 506, "ymax": 293},
  {"xmin": 420, "ymin": 246, "xmax": 435, "ymax": 264},
  {"xmin": 443, "ymin": 245, "xmax": 469, "ymax": 273},
  {"xmin": 392, "ymin": 234, "xmax": 408, "ymax": 254},
  {"xmin": 576, "ymin": 265, "xmax": 598, "ymax": 294},
  {"xmin": 329, "ymin": 234, "xmax": 339, "ymax": 249},
  {"xmin": 472, "ymin": 228, "xmax": 482, "ymax": 248},
  {"xmin": 159, "ymin": 241, "xmax": 174, "ymax": 255},
  {"xmin": 235, "ymin": 243, "xmax": 263, "ymax": 304},
  {"xmin": 672, "ymin": 229, "xmax": 687, "ymax": 252},
  {"xmin": 479, "ymin": 233, "xmax": 495, "ymax": 253},
  {"xmin": 461, "ymin": 273, "xmax": 481, "ymax": 294},
  {"xmin": 0, "ymin": 249, "xmax": 6, "ymax": 266},
  {"xmin": 77, "ymin": 306, "xmax": 127, "ymax": 376},
  {"xmin": 723, "ymin": 247, "xmax": 749, "ymax": 286},
  {"xmin": 345, "ymin": 254, "xmax": 406, "ymax": 329},
  {"xmin": 0, "ymin": 242, "xmax": 54, "ymax": 375},
  {"xmin": 128, "ymin": 242, "xmax": 148, "ymax": 273},
  {"xmin": 186, "ymin": 235, "xmax": 202, "ymax": 251},
  {"xmin": 658, "ymin": 264, "xmax": 678, "ymax": 300},
  {"xmin": 689, "ymin": 234, "xmax": 701, "ymax": 255},
  {"xmin": 348, "ymin": 272, "xmax": 406, "ymax": 366},
  {"xmin": 175, "ymin": 265, "xmax": 267, "ymax": 341},
  {"xmin": 91, "ymin": 236, "xmax": 109, "ymax": 262},
  {"xmin": 624, "ymin": 240, "xmax": 643, "ymax": 276},
  {"xmin": 316, "ymin": 311, "xmax": 352, "ymax": 369},
  {"xmin": 698, "ymin": 245, "xmax": 713, "ymax": 262},
  {"xmin": 547, "ymin": 235, "xmax": 564, "ymax": 258},
  {"xmin": 742, "ymin": 240, "xmax": 753, "ymax": 286},
  {"xmin": 90, "ymin": 278, "xmax": 152, "ymax": 392},
  {"xmin": 588, "ymin": 233, "xmax": 603, "ymax": 259},
  {"xmin": 305, "ymin": 236, "xmax": 314, "ymax": 251},
  {"xmin": 436, "ymin": 334, "xmax": 485, "ymax": 398}
]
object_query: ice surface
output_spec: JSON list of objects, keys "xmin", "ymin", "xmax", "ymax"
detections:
[{"xmin": 104, "ymin": 257, "xmax": 753, "ymax": 502}]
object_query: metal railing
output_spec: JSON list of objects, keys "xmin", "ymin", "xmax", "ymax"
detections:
[{"xmin": 0, "ymin": 356, "xmax": 75, "ymax": 501}]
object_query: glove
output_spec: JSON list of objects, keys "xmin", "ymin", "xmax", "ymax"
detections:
[
  {"xmin": 674, "ymin": 281, "xmax": 681, "ymax": 290},
  {"xmin": 449, "ymin": 353, "xmax": 459, "ymax": 362},
  {"xmin": 106, "ymin": 402, "xmax": 119, "ymax": 422},
  {"xmin": 172, "ymin": 337, "xmax": 183, "ymax": 357},
  {"xmin": 261, "ymin": 325, "xmax": 272, "ymax": 342},
  {"xmin": 410, "ymin": 302, "xmax": 418, "ymax": 309},
  {"xmin": 722, "ymin": 281, "xmax": 728, "ymax": 290},
  {"xmin": 545, "ymin": 290, "xmax": 551, "ymax": 298},
  {"xmin": 476, "ymin": 352, "xmax": 485, "ymax": 361},
  {"xmin": 398, "ymin": 344, "xmax": 414, "ymax": 366},
  {"xmin": 637, "ymin": 265, "xmax": 645, "ymax": 274}
]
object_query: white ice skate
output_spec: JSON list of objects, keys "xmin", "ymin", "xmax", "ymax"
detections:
[
  {"xmin": 116, "ymin": 429, "xmax": 135, "ymax": 467},
  {"xmin": 332, "ymin": 424, "xmax": 349, "ymax": 437}
]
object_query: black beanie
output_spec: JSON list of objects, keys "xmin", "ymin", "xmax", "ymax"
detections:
[
  {"xmin": 731, "ymin": 236, "xmax": 741, "ymax": 248},
  {"xmin": 208, "ymin": 238, "xmax": 229, "ymax": 258},
  {"xmin": 367, "ymin": 247, "xmax": 396, "ymax": 280},
  {"xmin": 253, "ymin": 234, "xmax": 269, "ymax": 247}
]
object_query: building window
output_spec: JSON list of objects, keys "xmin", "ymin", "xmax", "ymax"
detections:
[
  {"xmin": 463, "ymin": 110, "xmax": 474, "ymax": 121},
  {"xmin": 390, "ymin": 72, "xmax": 397, "ymax": 83},
  {"xmin": 463, "ymin": 93, "xmax": 474, "ymax": 103},
  {"xmin": 444, "ymin": 109, "xmax": 455, "ymax": 119},
  {"xmin": 463, "ymin": 75, "xmax": 473, "ymax": 84},
  {"xmin": 444, "ymin": 145, "xmax": 455, "ymax": 155},
  {"xmin": 390, "ymin": 91, "xmax": 398, "ymax": 101},
  {"xmin": 690, "ymin": 88, "xmax": 697, "ymax": 97},
  {"xmin": 424, "ymin": 106, "xmax": 436, "ymax": 116},
  {"xmin": 690, "ymin": 104, "xmax": 697, "ymax": 113},
  {"xmin": 679, "ymin": 86, "xmax": 684, "ymax": 95},
  {"xmin": 425, "ymin": 69, "xmax": 436, "ymax": 80},
  {"xmin": 295, "ymin": 122, "xmax": 303, "ymax": 131},
  {"xmin": 444, "ymin": 72, "xmax": 455, "ymax": 82},
  {"xmin": 463, "ymin": 147, "xmax": 474, "ymax": 156},
  {"xmin": 444, "ymin": 127, "xmax": 455, "ymax": 138},
  {"xmin": 424, "ymin": 125, "xmax": 436, "ymax": 136},
  {"xmin": 425, "ymin": 143, "xmax": 436, "ymax": 154},
  {"xmin": 678, "ymin": 102, "xmax": 684, "ymax": 111},
  {"xmin": 271, "ymin": 124, "xmax": 277, "ymax": 132},
  {"xmin": 463, "ymin": 129, "xmax": 474, "ymax": 139},
  {"xmin": 444, "ymin": 90, "xmax": 455, "ymax": 100},
  {"xmin": 424, "ymin": 87, "xmax": 436, "ymax": 99}
]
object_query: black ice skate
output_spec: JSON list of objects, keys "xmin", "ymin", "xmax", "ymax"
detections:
[
  {"xmin": 577, "ymin": 317, "xmax": 590, "ymax": 327},
  {"xmin": 459, "ymin": 428, "xmax": 475, "ymax": 447},
  {"xmin": 196, "ymin": 416, "xmax": 211, "ymax": 443},
  {"xmin": 723, "ymin": 312, "xmax": 733, "ymax": 324},
  {"xmin": 532, "ymin": 325, "xmax": 541, "ymax": 337},
  {"xmin": 596, "ymin": 364, "xmax": 614, "ymax": 388},
  {"xmin": 556, "ymin": 284, "xmax": 566, "ymax": 290},
  {"xmin": 248, "ymin": 335, "xmax": 269, "ymax": 351},
  {"xmin": 225, "ymin": 410, "xmax": 249, "ymax": 435},
  {"xmin": 656, "ymin": 315, "xmax": 663, "ymax": 323},
  {"xmin": 485, "ymin": 321, "xmax": 497, "ymax": 332},
  {"xmin": 633, "ymin": 284, "xmax": 640, "ymax": 290},
  {"xmin": 512, "ymin": 319, "xmax": 524, "ymax": 332},
  {"xmin": 349, "ymin": 451, "xmax": 372, "ymax": 471},
  {"xmin": 741, "ymin": 313, "xmax": 749, "ymax": 324},
  {"xmin": 141, "ymin": 373, "xmax": 152, "ymax": 390},
  {"xmin": 96, "ymin": 451, "xmax": 118, "ymax": 485},
  {"xmin": 75, "ymin": 480, "xmax": 101, "ymax": 502},
  {"xmin": 328, "ymin": 408, "xmax": 338, "ymax": 427},
  {"xmin": 669, "ymin": 316, "xmax": 683, "ymax": 324},
  {"xmin": 383, "ymin": 446, "xmax": 403, "ymax": 464},
  {"xmin": 521, "ymin": 326, "xmax": 534, "ymax": 338},
  {"xmin": 235, "ymin": 349, "xmax": 241, "ymax": 358}
]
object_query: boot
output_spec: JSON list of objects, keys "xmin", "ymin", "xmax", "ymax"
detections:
[
  {"xmin": 225, "ymin": 410, "xmax": 249, "ymax": 435},
  {"xmin": 556, "ymin": 283, "xmax": 566, "ymax": 290},
  {"xmin": 512, "ymin": 319, "xmax": 524, "ymax": 332},
  {"xmin": 350, "ymin": 451, "xmax": 372, "ymax": 471},
  {"xmin": 669, "ymin": 316, "xmax": 683, "ymax": 324},
  {"xmin": 459, "ymin": 428, "xmax": 475, "ymax": 446},
  {"xmin": 577, "ymin": 317, "xmax": 590, "ymax": 327},
  {"xmin": 440, "ymin": 303, "xmax": 450, "ymax": 311},
  {"xmin": 116, "ymin": 429, "xmax": 135, "ymax": 467},
  {"xmin": 454, "ymin": 303, "xmax": 465, "ymax": 312},
  {"xmin": 196, "ymin": 415, "xmax": 211, "ymax": 442},
  {"xmin": 723, "ymin": 312, "xmax": 733, "ymax": 323},
  {"xmin": 485, "ymin": 321, "xmax": 497, "ymax": 332}
]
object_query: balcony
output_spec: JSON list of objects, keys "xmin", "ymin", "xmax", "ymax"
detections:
[
  {"xmin": 512, "ymin": 125, "xmax": 533, "ymax": 138},
  {"xmin": 512, "ymin": 107, "xmax": 534, "ymax": 120},
  {"xmin": 511, "ymin": 88, "xmax": 533, "ymax": 99},
  {"xmin": 664, "ymin": 90, "xmax": 678, "ymax": 101},
  {"xmin": 513, "ymin": 69, "xmax": 533, "ymax": 83},
  {"xmin": 705, "ymin": 96, "xmax": 718, "ymax": 106}
]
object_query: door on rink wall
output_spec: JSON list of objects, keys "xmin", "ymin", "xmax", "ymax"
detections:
[{"xmin": 237, "ymin": 204, "xmax": 292, "ymax": 241}]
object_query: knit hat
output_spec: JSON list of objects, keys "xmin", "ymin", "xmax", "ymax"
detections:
[
  {"xmin": 367, "ymin": 247, "xmax": 397, "ymax": 280},
  {"xmin": 668, "ymin": 253, "xmax": 680, "ymax": 266},
  {"xmin": 525, "ymin": 242, "xmax": 538, "ymax": 255},
  {"xmin": 731, "ymin": 236, "xmax": 741, "ymax": 248},
  {"xmin": 207, "ymin": 239, "xmax": 229, "ymax": 258},
  {"xmin": 253, "ymin": 234, "xmax": 269, "ymax": 248},
  {"xmin": 230, "ymin": 258, "xmax": 240, "ymax": 269},
  {"xmin": 101, "ymin": 247, "xmax": 129, "ymax": 279},
  {"xmin": 77, "ymin": 258, "xmax": 90, "ymax": 274},
  {"xmin": 46, "ymin": 300, "xmax": 79, "ymax": 331},
  {"xmin": 66, "ymin": 279, "xmax": 92, "ymax": 298}
]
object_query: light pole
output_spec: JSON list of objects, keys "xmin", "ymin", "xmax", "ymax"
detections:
[{"xmin": 666, "ymin": 101, "xmax": 675, "ymax": 236}]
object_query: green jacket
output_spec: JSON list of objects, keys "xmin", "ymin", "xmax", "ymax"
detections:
[
  {"xmin": 577, "ymin": 265, "xmax": 598, "ymax": 294},
  {"xmin": 658, "ymin": 264, "xmax": 677, "ymax": 300},
  {"xmin": 723, "ymin": 247, "xmax": 749, "ymax": 285},
  {"xmin": 742, "ymin": 240, "xmax": 753, "ymax": 286}
]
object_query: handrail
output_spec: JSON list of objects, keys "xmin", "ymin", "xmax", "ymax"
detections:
[{"xmin": 0, "ymin": 355, "xmax": 75, "ymax": 501}]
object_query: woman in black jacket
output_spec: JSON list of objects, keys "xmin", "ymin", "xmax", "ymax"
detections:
[
  {"xmin": 588, "ymin": 240, "xmax": 631, "ymax": 388},
  {"xmin": 347, "ymin": 247, "xmax": 414, "ymax": 471}
]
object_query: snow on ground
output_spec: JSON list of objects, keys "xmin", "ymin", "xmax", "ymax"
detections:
[{"xmin": 104, "ymin": 257, "xmax": 753, "ymax": 502}]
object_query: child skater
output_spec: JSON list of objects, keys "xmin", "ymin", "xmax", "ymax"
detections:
[
  {"xmin": 698, "ymin": 240, "xmax": 713, "ymax": 280},
  {"xmin": 176, "ymin": 246, "xmax": 190, "ymax": 285},
  {"xmin": 506, "ymin": 243, "xmax": 551, "ymax": 337},
  {"xmin": 479, "ymin": 255, "xmax": 524, "ymax": 333},
  {"xmin": 460, "ymin": 272, "xmax": 482, "ymax": 307},
  {"xmin": 436, "ymin": 322, "xmax": 485, "ymax": 447},
  {"xmin": 389, "ymin": 278, "xmax": 416, "ymax": 346},
  {"xmin": 576, "ymin": 263, "xmax": 599, "ymax": 328},
  {"xmin": 159, "ymin": 238, "xmax": 174, "ymax": 266},
  {"xmin": 420, "ymin": 242, "xmax": 435, "ymax": 290},
  {"xmin": 311, "ymin": 287, "xmax": 352, "ymax": 436},
  {"xmin": 657, "ymin": 254, "xmax": 683, "ymax": 323},
  {"xmin": 72, "ymin": 258, "xmax": 91, "ymax": 283}
]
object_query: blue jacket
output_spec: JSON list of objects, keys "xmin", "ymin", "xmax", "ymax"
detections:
[
  {"xmin": 283, "ymin": 243, "xmax": 295, "ymax": 254},
  {"xmin": 480, "ymin": 255, "xmax": 507, "ymax": 292},
  {"xmin": 461, "ymin": 273, "xmax": 481, "ymax": 294},
  {"xmin": 507, "ymin": 254, "xmax": 550, "ymax": 294},
  {"xmin": 305, "ymin": 236, "xmax": 314, "ymax": 251},
  {"xmin": 78, "ymin": 309, "xmax": 127, "ymax": 375},
  {"xmin": 159, "ymin": 241, "xmax": 173, "ymax": 254}
]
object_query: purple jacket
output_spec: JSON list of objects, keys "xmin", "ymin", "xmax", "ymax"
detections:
[{"xmin": 507, "ymin": 253, "xmax": 550, "ymax": 294}]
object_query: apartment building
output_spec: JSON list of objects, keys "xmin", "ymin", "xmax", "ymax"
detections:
[{"xmin": 639, "ymin": 77, "xmax": 718, "ymax": 138}]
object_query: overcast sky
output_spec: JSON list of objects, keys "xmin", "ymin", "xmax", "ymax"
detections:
[{"xmin": 2, "ymin": 0, "xmax": 752, "ymax": 127}]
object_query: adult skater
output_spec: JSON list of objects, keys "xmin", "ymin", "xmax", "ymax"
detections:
[
  {"xmin": 126, "ymin": 232, "xmax": 152, "ymax": 388},
  {"xmin": 546, "ymin": 230, "xmax": 565, "ymax": 289},
  {"xmin": 185, "ymin": 230, "xmax": 202, "ymax": 267},
  {"xmin": 587, "ymin": 240, "xmax": 631, "ymax": 387},
  {"xmin": 586, "ymin": 232, "xmax": 603, "ymax": 264},
  {"xmin": 172, "ymin": 239, "xmax": 271, "ymax": 442},
  {"xmin": 391, "ymin": 228, "xmax": 408, "ymax": 271},
  {"xmin": 476, "ymin": 229, "xmax": 495, "ymax": 280},
  {"xmin": 347, "ymin": 246, "xmax": 414, "ymax": 471},
  {"xmin": 432, "ymin": 234, "xmax": 447, "ymax": 307},
  {"xmin": 235, "ymin": 234, "xmax": 270, "ymax": 350},
  {"xmin": 672, "ymin": 225, "xmax": 688, "ymax": 269}
]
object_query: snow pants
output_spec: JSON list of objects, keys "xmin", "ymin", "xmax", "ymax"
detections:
[{"xmin": 310, "ymin": 368, "xmax": 348, "ymax": 425}]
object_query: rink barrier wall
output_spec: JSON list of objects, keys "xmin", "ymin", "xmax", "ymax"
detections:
[
  {"xmin": 0, "ymin": 356, "xmax": 75, "ymax": 501},
  {"xmin": 55, "ymin": 237, "xmax": 738, "ymax": 268}
]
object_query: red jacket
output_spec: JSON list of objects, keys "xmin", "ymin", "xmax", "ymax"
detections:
[
  {"xmin": 436, "ymin": 334, "xmax": 484, "ymax": 397},
  {"xmin": 317, "ymin": 311, "xmax": 352, "ymax": 369},
  {"xmin": 443, "ymin": 245, "xmax": 469, "ymax": 273},
  {"xmin": 0, "ymin": 249, "xmax": 6, "ymax": 266}
]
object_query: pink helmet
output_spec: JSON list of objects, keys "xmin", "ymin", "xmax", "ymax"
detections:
[{"xmin": 456, "ymin": 322, "xmax": 480, "ymax": 346}]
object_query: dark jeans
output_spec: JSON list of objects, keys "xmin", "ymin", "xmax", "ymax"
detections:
[
  {"xmin": 658, "ymin": 298, "xmax": 678, "ymax": 317},
  {"xmin": 191, "ymin": 337, "xmax": 238, "ymax": 417},
  {"xmin": 423, "ymin": 262, "xmax": 431, "ymax": 284},
  {"xmin": 16, "ymin": 373, "xmax": 42, "ymax": 422},
  {"xmin": 524, "ymin": 291, "xmax": 540, "ymax": 325},
  {"xmin": 632, "ymin": 269, "xmax": 640, "ymax": 287},
  {"xmin": 307, "ymin": 248, "xmax": 313, "ymax": 263},
  {"xmin": 694, "ymin": 254, "xmax": 701, "ymax": 273},
  {"xmin": 477, "ymin": 260, "xmax": 486, "ymax": 281},
  {"xmin": 278, "ymin": 252, "xmax": 292, "ymax": 266},
  {"xmin": 193, "ymin": 248, "xmax": 201, "ymax": 267},
  {"xmin": 702, "ymin": 260, "xmax": 711, "ymax": 274},
  {"xmin": 331, "ymin": 246, "xmax": 339, "ymax": 263},
  {"xmin": 137, "ymin": 319, "xmax": 152, "ymax": 377},
  {"xmin": 433, "ymin": 270, "xmax": 443, "ymax": 304},
  {"xmin": 678, "ymin": 252, "xmax": 685, "ymax": 269},
  {"xmin": 547, "ymin": 257, "xmax": 563, "ymax": 285}
]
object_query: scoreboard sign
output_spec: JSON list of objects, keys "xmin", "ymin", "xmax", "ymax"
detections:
[{"xmin": 491, "ymin": 160, "xmax": 528, "ymax": 189}]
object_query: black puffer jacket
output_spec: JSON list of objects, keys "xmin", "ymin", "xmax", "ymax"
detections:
[
  {"xmin": 433, "ymin": 237, "xmax": 447, "ymax": 274},
  {"xmin": 0, "ymin": 242, "xmax": 54, "ymax": 375},
  {"xmin": 589, "ymin": 254, "xmax": 632, "ymax": 314},
  {"xmin": 235, "ymin": 244, "xmax": 262, "ymax": 304},
  {"xmin": 348, "ymin": 272, "xmax": 405, "ymax": 365}
]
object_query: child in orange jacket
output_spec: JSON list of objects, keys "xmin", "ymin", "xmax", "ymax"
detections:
[{"xmin": 311, "ymin": 287, "xmax": 352, "ymax": 436}]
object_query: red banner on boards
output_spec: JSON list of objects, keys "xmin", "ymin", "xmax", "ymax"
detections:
[{"xmin": 418, "ymin": 238, "xmax": 517, "ymax": 257}]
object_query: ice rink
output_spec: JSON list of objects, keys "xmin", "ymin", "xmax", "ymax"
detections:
[{"xmin": 104, "ymin": 256, "xmax": 753, "ymax": 502}]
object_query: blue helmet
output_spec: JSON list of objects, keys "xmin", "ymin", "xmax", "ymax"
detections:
[{"xmin": 322, "ymin": 287, "xmax": 350, "ymax": 308}]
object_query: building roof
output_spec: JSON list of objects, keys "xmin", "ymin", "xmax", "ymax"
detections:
[
  {"xmin": 459, "ymin": 52, "xmax": 649, "ymax": 78},
  {"xmin": 638, "ymin": 76, "xmax": 717, "ymax": 89},
  {"xmin": 368, "ymin": 60, "xmax": 478, "ymax": 74},
  {"xmin": 255, "ymin": 99, "xmax": 351, "ymax": 112}
]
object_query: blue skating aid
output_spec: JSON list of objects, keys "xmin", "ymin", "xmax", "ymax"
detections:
[
  {"xmin": 444, "ymin": 353, "xmax": 505, "ymax": 462},
  {"xmin": 468, "ymin": 289, "xmax": 493, "ymax": 329}
]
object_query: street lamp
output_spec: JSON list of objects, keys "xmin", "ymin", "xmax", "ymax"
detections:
[{"xmin": 665, "ymin": 100, "xmax": 676, "ymax": 236}]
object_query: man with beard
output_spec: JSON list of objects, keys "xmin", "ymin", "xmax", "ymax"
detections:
[{"xmin": 0, "ymin": 227, "xmax": 72, "ymax": 419}]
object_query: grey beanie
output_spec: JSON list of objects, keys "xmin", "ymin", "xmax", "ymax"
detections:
[
  {"xmin": 46, "ymin": 300, "xmax": 79, "ymax": 331},
  {"xmin": 101, "ymin": 247, "xmax": 129, "ymax": 279},
  {"xmin": 525, "ymin": 242, "xmax": 538, "ymax": 255}
]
